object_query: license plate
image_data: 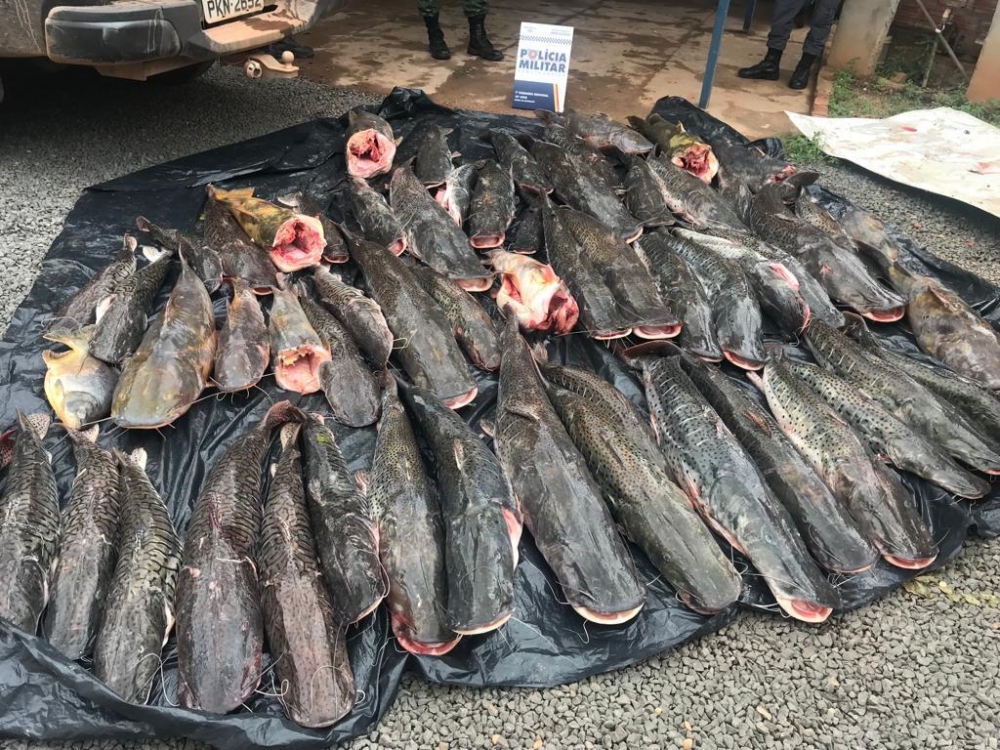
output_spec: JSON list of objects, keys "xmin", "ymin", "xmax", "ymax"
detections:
[{"xmin": 201, "ymin": 0, "xmax": 264, "ymax": 25}]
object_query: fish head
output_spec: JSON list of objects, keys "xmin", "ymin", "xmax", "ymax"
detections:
[
  {"xmin": 346, "ymin": 126, "xmax": 397, "ymax": 180},
  {"xmin": 271, "ymin": 214, "xmax": 325, "ymax": 273},
  {"xmin": 670, "ymin": 144, "xmax": 719, "ymax": 185},
  {"xmin": 491, "ymin": 252, "xmax": 579, "ymax": 334}
]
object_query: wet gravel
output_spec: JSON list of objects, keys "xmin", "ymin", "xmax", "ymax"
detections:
[{"xmin": 2, "ymin": 61, "xmax": 1000, "ymax": 750}]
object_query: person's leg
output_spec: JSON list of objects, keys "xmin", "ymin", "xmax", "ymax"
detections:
[
  {"xmin": 465, "ymin": 0, "xmax": 503, "ymax": 61},
  {"xmin": 420, "ymin": 0, "xmax": 451, "ymax": 60},
  {"xmin": 789, "ymin": 0, "xmax": 839, "ymax": 89},
  {"xmin": 739, "ymin": 0, "xmax": 808, "ymax": 80}
]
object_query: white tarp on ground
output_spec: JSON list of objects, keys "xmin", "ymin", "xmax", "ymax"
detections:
[{"xmin": 787, "ymin": 107, "xmax": 1000, "ymax": 219}]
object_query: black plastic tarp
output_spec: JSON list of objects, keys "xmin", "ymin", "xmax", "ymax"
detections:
[{"xmin": 1, "ymin": 89, "xmax": 997, "ymax": 749}]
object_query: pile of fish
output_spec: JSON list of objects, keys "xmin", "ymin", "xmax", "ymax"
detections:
[{"xmin": 3, "ymin": 102, "xmax": 1000, "ymax": 730}]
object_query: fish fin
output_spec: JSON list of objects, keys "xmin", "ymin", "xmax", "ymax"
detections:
[
  {"xmin": 745, "ymin": 371, "xmax": 765, "ymax": 392},
  {"xmin": 206, "ymin": 185, "xmax": 254, "ymax": 203},
  {"xmin": 533, "ymin": 109, "xmax": 557, "ymax": 124},
  {"xmin": 394, "ymin": 136, "xmax": 404, "ymax": 145},
  {"xmin": 123, "ymin": 233, "xmax": 138, "ymax": 255},
  {"xmin": 46, "ymin": 450, "xmax": 53, "ymax": 463},
  {"xmin": 784, "ymin": 171, "xmax": 820, "ymax": 189},
  {"xmin": 94, "ymin": 294, "xmax": 116, "ymax": 323},
  {"xmin": 80, "ymin": 425, "xmax": 100, "ymax": 443},
  {"xmin": 134, "ymin": 216, "xmax": 152, "ymax": 233},
  {"xmin": 42, "ymin": 325, "xmax": 93, "ymax": 352},
  {"xmin": 278, "ymin": 423, "xmax": 301, "ymax": 450},
  {"xmin": 309, "ymin": 412, "xmax": 326, "ymax": 424},
  {"xmin": 270, "ymin": 463, "xmax": 277, "ymax": 478},
  {"xmin": 142, "ymin": 245, "xmax": 171, "ymax": 263},
  {"xmin": 353, "ymin": 470, "xmax": 370, "ymax": 495},
  {"xmin": 479, "ymin": 419, "xmax": 495, "ymax": 439},
  {"xmin": 128, "ymin": 447, "xmax": 148, "ymax": 471},
  {"xmin": 347, "ymin": 108, "xmax": 359, "ymax": 126},
  {"xmin": 23, "ymin": 412, "xmax": 51, "ymax": 439},
  {"xmin": 275, "ymin": 192, "xmax": 301, "ymax": 209},
  {"xmin": 529, "ymin": 342, "xmax": 549, "ymax": 364}
]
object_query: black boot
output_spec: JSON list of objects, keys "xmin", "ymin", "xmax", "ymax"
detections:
[
  {"xmin": 424, "ymin": 15, "xmax": 451, "ymax": 60},
  {"xmin": 738, "ymin": 47, "xmax": 781, "ymax": 80},
  {"xmin": 789, "ymin": 53, "xmax": 818, "ymax": 90},
  {"xmin": 467, "ymin": 14, "xmax": 503, "ymax": 61}
]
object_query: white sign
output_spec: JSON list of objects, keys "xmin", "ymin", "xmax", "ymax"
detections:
[{"xmin": 512, "ymin": 22, "xmax": 574, "ymax": 114}]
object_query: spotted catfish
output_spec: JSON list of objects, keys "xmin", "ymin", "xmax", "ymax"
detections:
[
  {"xmin": 349, "ymin": 234, "xmax": 477, "ymax": 409},
  {"xmin": 627, "ymin": 346, "xmax": 840, "ymax": 622},
  {"xmin": 839, "ymin": 207, "xmax": 1000, "ymax": 390},
  {"xmin": 399, "ymin": 379, "xmax": 521, "ymax": 635},
  {"xmin": 0, "ymin": 413, "xmax": 59, "ymax": 634},
  {"xmin": 203, "ymin": 190, "xmax": 278, "ymax": 293},
  {"xmin": 782, "ymin": 356, "xmax": 989, "ymax": 499},
  {"xmin": 542, "ymin": 364, "xmax": 742, "ymax": 614},
  {"xmin": 679, "ymin": 355, "xmax": 878, "ymax": 574},
  {"xmin": 135, "ymin": 216, "xmax": 224, "ymax": 293},
  {"xmin": 490, "ymin": 251, "xmax": 580, "ymax": 335},
  {"xmin": 625, "ymin": 114, "xmax": 719, "ymax": 184},
  {"xmin": 269, "ymin": 286, "xmax": 332, "ymax": 396},
  {"xmin": 368, "ymin": 378, "xmax": 458, "ymax": 655},
  {"xmin": 46, "ymin": 235, "xmax": 137, "ymax": 334},
  {"xmin": 491, "ymin": 130, "xmax": 552, "ymax": 195},
  {"xmin": 259, "ymin": 425, "xmax": 356, "ymax": 728},
  {"xmin": 495, "ymin": 315, "xmax": 646, "ymax": 625},
  {"xmin": 43, "ymin": 427, "xmax": 121, "ymax": 660},
  {"xmin": 345, "ymin": 177, "xmax": 407, "ymax": 256},
  {"xmin": 402, "ymin": 256, "xmax": 501, "ymax": 371},
  {"xmin": 749, "ymin": 350, "xmax": 937, "ymax": 571},
  {"xmin": 468, "ymin": 160, "xmax": 517, "ymax": 249},
  {"xmin": 435, "ymin": 164, "xmax": 478, "ymax": 227},
  {"xmin": 175, "ymin": 401, "xmax": 305, "ymax": 714},
  {"xmin": 312, "ymin": 265, "xmax": 394, "ymax": 369},
  {"xmin": 92, "ymin": 448, "xmax": 180, "ymax": 703},
  {"xmin": 301, "ymin": 414, "xmax": 386, "ymax": 624},
  {"xmin": 90, "ymin": 242, "xmax": 174, "ymax": 366},
  {"xmin": 806, "ymin": 320, "xmax": 1000, "ymax": 475},
  {"xmin": 559, "ymin": 207, "xmax": 680, "ymax": 340},
  {"xmin": 389, "ymin": 166, "xmax": 493, "ymax": 292},
  {"xmin": 538, "ymin": 109, "xmax": 654, "ymax": 155},
  {"xmin": 748, "ymin": 183, "xmax": 905, "ymax": 322}
]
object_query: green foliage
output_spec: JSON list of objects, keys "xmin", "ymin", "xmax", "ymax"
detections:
[{"xmin": 781, "ymin": 133, "xmax": 839, "ymax": 166}]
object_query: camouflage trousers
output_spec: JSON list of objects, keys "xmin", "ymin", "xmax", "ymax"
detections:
[{"xmin": 417, "ymin": 0, "xmax": 489, "ymax": 18}]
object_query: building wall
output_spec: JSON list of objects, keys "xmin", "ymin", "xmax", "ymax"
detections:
[{"xmin": 893, "ymin": 0, "xmax": 996, "ymax": 52}]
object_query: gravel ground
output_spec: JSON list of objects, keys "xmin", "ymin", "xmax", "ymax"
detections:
[{"xmin": 2, "ymin": 61, "xmax": 1000, "ymax": 750}]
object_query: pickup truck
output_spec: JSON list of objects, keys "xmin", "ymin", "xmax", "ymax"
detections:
[{"xmin": 0, "ymin": 0, "xmax": 341, "ymax": 90}]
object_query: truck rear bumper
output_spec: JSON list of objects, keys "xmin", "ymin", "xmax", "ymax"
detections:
[{"xmin": 45, "ymin": 0, "xmax": 332, "ymax": 66}]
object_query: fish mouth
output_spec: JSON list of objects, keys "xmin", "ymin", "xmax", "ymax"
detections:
[
  {"xmin": 633, "ymin": 322, "xmax": 682, "ymax": 340},
  {"xmin": 387, "ymin": 237, "xmax": 407, "ymax": 256},
  {"xmin": 722, "ymin": 351, "xmax": 765, "ymax": 371},
  {"xmin": 275, "ymin": 346, "xmax": 330, "ymax": 394},
  {"xmin": 882, "ymin": 553, "xmax": 937, "ymax": 570},
  {"xmin": 671, "ymin": 146, "xmax": 719, "ymax": 185},
  {"xmin": 323, "ymin": 250, "xmax": 350, "ymax": 265},
  {"xmin": 272, "ymin": 216, "xmax": 325, "ymax": 272},
  {"xmin": 391, "ymin": 616, "xmax": 462, "ymax": 656},
  {"xmin": 621, "ymin": 226, "xmax": 644, "ymax": 243},
  {"xmin": 592, "ymin": 328, "xmax": 633, "ymax": 341},
  {"xmin": 346, "ymin": 131, "xmax": 395, "ymax": 179},
  {"xmin": 497, "ymin": 273, "xmax": 580, "ymax": 334},
  {"xmin": 470, "ymin": 233, "xmax": 506, "ymax": 250},
  {"xmin": 774, "ymin": 596, "xmax": 833, "ymax": 623},
  {"xmin": 442, "ymin": 386, "xmax": 479, "ymax": 410},
  {"xmin": 456, "ymin": 276, "xmax": 494, "ymax": 293},
  {"xmin": 859, "ymin": 306, "xmax": 906, "ymax": 323},
  {"xmin": 452, "ymin": 611, "xmax": 513, "ymax": 636},
  {"xmin": 571, "ymin": 602, "xmax": 644, "ymax": 625},
  {"xmin": 831, "ymin": 561, "xmax": 877, "ymax": 575}
]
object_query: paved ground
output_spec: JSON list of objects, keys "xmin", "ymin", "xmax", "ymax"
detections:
[
  {"xmin": 293, "ymin": 0, "xmax": 816, "ymax": 139},
  {"xmin": 1, "ymin": 61, "xmax": 999, "ymax": 750}
]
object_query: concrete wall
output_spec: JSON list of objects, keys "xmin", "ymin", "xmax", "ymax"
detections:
[
  {"xmin": 827, "ymin": 0, "xmax": 903, "ymax": 75},
  {"xmin": 894, "ymin": 0, "xmax": 997, "ymax": 56},
  {"xmin": 967, "ymin": 1, "xmax": 1000, "ymax": 99}
]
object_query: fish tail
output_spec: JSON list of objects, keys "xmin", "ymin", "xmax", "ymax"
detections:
[
  {"xmin": 20, "ymin": 411, "xmax": 52, "ymax": 439},
  {"xmin": 116, "ymin": 447, "xmax": 148, "ymax": 471}
]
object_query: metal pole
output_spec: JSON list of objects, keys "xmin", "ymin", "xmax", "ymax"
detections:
[
  {"xmin": 699, "ymin": 0, "xmax": 733, "ymax": 109},
  {"xmin": 913, "ymin": 0, "xmax": 968, "ymax": 80}
]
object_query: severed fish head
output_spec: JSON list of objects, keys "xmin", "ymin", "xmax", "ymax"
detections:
[{"xmin": 490, "ymin": 251, "xmax": 579, "ymax": 335}]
